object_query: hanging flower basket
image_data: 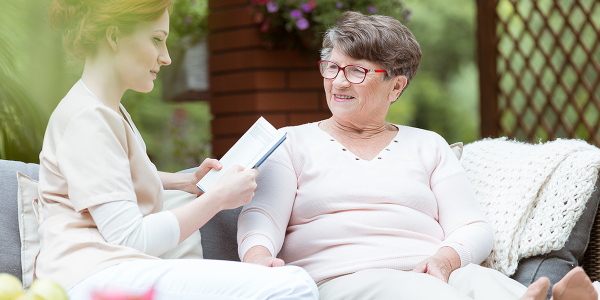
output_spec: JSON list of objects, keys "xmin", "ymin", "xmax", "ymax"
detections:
[{"xmin": 250, "ymin": 0, "xmax": 412, "ymax": 52}]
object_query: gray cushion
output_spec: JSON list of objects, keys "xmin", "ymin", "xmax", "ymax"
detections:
[
  {"xmin": 510, "ymin": 171, "xmax": 600, "ymax": 299},
  {"xmin": 177, "ymin": 167, "xmax": 241, "ymax": 261},
  {"xmin": 199, "ymin": 207, "xmax": 242, "ymax": 261},
  {"xmin": 0, "ymin": 159, "xmax": 39, "ymax": 282}
]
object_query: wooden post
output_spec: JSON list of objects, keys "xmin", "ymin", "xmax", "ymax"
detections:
[
  {"xmin": 207, "ymin": 0, "xmax": 331, "ymax": 158},
  {"xmin": 476, "ymin": 0, "xmax": 500, "ymax": 139}
]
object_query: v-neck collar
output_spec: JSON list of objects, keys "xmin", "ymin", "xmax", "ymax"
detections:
[{"xmin": 312, "ymin": 122, "xmax": 402, "ymax": 162}]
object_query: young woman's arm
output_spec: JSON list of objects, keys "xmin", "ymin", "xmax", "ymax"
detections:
[{"xmin": 91, "ymin": 164, "xmax": 258, "ymax": 253}]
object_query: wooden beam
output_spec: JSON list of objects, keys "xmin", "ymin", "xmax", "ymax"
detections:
[{"xmin": 476, "ymin": 0, "xmax": 500, "ymax": 138}]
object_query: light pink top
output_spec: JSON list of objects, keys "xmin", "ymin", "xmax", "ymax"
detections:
[
  {"xmin": 37, "ymin": 81, "xmax": 162, "ymax": 290},
  {"xmin": 238, "ymin": 122, "xmax": 494, "ymax": 283}
]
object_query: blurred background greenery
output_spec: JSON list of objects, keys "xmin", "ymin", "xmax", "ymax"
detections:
[
  {"xmin": 385, "ymin": 0, "xmax": 479, "ymax": 145},
  {"xmin": 1, "ymin": 0, "xmax": 478, "ymax": 170}
]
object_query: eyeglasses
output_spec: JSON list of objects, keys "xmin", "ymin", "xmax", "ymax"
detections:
[{"xmin": 318, "ymin": 60, "xmax": 387, "ymax": 84}]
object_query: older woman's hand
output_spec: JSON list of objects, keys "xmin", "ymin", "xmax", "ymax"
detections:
[
  {"xmin": 243, "ymin": 246, "xmax": 285, "ymax": 267},
  {"xmin": 412, "ymin": 247, "xmax": 461, "ymax": 283}
]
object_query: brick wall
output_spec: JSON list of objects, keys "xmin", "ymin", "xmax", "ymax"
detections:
[{"xmin": 207, "ymin": 0, "xmax": 331, "ymax": 158}]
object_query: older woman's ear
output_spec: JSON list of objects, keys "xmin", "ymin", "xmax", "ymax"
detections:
[{"xmin": 390, "ymin": 75, "xmax": 408, "ymax": 102}]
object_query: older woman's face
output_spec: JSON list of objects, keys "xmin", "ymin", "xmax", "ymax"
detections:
[{"xmin": 324, "ymin": 48, "xmax": 401, "ymax": 125}]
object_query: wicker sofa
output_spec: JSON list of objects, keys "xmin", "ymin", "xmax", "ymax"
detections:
[{"xmin": 1, "ymin": 156, "xmax": 599, "ymax": 299}]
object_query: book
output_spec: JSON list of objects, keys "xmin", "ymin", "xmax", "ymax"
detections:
[{"xmin": 196, "ymin": 117, "xmax": 287, "ymax": 193}]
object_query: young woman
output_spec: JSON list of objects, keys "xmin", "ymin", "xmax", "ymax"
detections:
[{"xmin": 36, "ymin": 0, "xmax": 318, "ymax": 299}]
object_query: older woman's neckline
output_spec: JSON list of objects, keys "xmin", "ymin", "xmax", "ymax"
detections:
[
  {"xmin": 318, "ymin": 119, "xmax": 398, "ymax": 139},
  {"xmin": 315, "ymin": 121, "xmax": 402, "ymax": 161}
]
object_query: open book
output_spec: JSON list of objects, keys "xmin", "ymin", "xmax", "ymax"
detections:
[{"xmin": 196, "ymin": 117, "xmax": 287, "ymax": 193}]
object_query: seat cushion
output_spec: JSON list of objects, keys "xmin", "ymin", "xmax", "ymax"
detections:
[
  {"xmin": 177, "ymin": 167, "xmax": 241, "ymax": 261},
  {"xmin": 0, "ymin": 159, "xmax": 39, "ymax": 281}
]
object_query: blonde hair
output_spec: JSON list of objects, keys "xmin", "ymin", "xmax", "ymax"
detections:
[{"xmin": 50, "ymin": 0, "xmax": 173, "ymax": 63}]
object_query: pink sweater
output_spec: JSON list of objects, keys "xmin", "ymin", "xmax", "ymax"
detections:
[{"xmin": 238, "ymin": 122, "xmax": 494, "ymax": 283}]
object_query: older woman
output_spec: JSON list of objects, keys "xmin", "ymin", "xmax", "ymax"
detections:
[{"xmin": 237, "ymin": 11, "xmax": 598, "ymax": 300}]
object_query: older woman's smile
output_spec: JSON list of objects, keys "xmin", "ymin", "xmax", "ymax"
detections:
[{"xmin": 334, "ymin": 94, "xmax": 355, "ymax": 101}]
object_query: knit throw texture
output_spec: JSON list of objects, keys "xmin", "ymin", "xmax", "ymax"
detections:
[{"xmin": 460, "ymin": 138, "xmax": 600, "ymax": 276}]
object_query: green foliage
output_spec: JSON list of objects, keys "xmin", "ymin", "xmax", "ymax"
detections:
[
  {"xmin": 168, "ymin": 0, "xmax": 208, "ymax": 47},
  {"xmin": 0, "ymin": 1, "xmax": 46, "ymax": 162},
  {"xmin": 251, "ymin": 0, "xmax": 411, "ymax": 51},
  {"xmin": 385, "ymin": 0, "xmax": 479, "ymax": 144}
]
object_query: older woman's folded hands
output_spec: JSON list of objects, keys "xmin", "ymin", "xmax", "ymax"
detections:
[
  {"xmin": 412, "ymin": 246, "xmax": 462, "ymax": 283},
  {"xmin": 244, "ymin": 246, "xmax": 285, "ymax": 267}
]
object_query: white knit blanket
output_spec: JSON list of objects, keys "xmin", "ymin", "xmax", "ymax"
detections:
[{"xmin": 460, "ymin": 138, "xmax": 600, "ymax": 276}]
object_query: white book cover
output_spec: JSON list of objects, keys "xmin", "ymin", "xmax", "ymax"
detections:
[{"xmin": 196, "ymin": 117, "xmax": 287, "ymax": 193}]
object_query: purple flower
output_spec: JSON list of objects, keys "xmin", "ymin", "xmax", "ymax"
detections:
[
  {"xmin": 367, "ymin": 6, "xmax": 377, "ymax": 12},
  {"xmin": 404, "ymin": 10, "xmax": 412, "ymax": 22},
  {"xmin": 290, "ymin": 9, "xmax": 302, "ymax": 19},
  {"xmin": 184, "ymin": 15, "xmax": 192, "ymax": 25},
  {"xmin": 335, "ymin": 2, "xmax": 343, "ymax": 8},
  {"xmin": 266, "ymin": 1, "xmax": 279, "ymax": 12},
  {"xmin": 301, "ymin": 3, "xmax": 311, "ymax": 13},
  {"xmin": 296, "ymin": 18, "xmax": 309, "ymax": 30},
  {"xmin": 404, "ymin": 9, "xmax": 412, "ymax": 22}
]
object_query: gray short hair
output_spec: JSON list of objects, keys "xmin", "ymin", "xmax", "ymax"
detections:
[{"xmin": 321, "ymin": 11, "xmax": 421, "ymax": 93}]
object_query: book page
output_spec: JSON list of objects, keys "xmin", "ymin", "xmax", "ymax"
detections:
[{"xmin": 196, "ymin": 117, "xmax": 280, "ymax": 193}]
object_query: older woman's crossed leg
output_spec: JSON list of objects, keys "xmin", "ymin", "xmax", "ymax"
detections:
[{"xmin": 317, "ymin": 264, "xmax": 598, "ymax": 300}]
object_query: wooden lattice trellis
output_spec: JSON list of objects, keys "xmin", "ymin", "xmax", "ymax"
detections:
[
  {"xmin": 477, "ymin": 0, "xmax": 600, "ymax": 281},
  {"xmin": 478, "ymin": 0, "xmax": 600, "ymax": 146}
]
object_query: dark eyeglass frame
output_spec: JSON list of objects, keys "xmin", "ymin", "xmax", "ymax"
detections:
[{"xmin": 318, "ymin": 60, "xmax": 387, "ymax": 84}]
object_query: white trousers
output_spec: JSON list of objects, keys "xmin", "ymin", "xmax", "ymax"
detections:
[
  {"xmin": 68, "ymin": 259, "xmax": 318, "ymax": 300},
  {"xmin": 318, "ymin": 264, "xmax": 600, "ymax": 300}
]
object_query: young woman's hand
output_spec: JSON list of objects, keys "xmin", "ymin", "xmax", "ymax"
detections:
[
  {"xmin": 194, "ymin": 158, "xmax": 223, "ymax": 182},
  {"xmin": 158, "ymin": 158, "xmax": 223, "ymax": 196},
  {"xmin": 178, "ymin": 158, "xmax": 222, "ymax": 196},
  {"xmin": 207, "ymin": 165, "xmax": 258, "ymax": 210}
]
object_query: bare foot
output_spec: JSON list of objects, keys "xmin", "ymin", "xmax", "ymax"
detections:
[
  {"xmin": 520, "ymin": 277, "xmax": 550, "ymax": 300},
  {"xmin": 551, "ymin": 267, "xmax": 597, "ymax": 300}
]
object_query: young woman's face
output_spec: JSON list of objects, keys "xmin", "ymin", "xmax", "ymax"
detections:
[{"xmin": 114, "ymin": 9, "xmax": 171, "ymax": 93}]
